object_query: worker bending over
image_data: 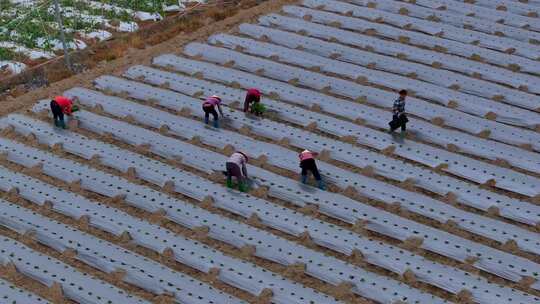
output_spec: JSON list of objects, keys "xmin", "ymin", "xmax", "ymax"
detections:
[
  {"xmin": 226, "ymin": 151, "xmax": 249, "ymax": 192},
  {"xmin": 243, "ymin": 88, "xmax": 265, "ymax": 116},
  {"xmin": 299, "ymin": 149, "xmax": 325, "ymax": 190},
  {"xmin": 202, "ymin": 95, "xmax": 224, "ymax": 128},
  {"xmin": 50, "ymin": 96, "xmax": 78, "ymax": 129}
]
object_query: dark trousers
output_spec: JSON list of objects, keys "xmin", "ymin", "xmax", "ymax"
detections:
[
  {"xmin": 202, "ymin": 105, "xmax": 218, "ymax": 122},
  {"xmin": 390, "ymin": 114, "xmax": 408, "ymax": 132},
  {"xmin": 300, "ymin": 159, "xmax": 321, "ymax": 181},
  {"xmin": 226, "ymin": 162, "xmax": 244, "ymax": 183},
  {"xmin": 50, "ymin": 101, "xmax": 64, "ymax": 126},
  {"xmin": 203, "ymin": 106, "xmax": 218, "ymax": 128}
]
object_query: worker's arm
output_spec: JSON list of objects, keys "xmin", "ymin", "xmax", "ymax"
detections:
[
  {"xmin": 217, "ymin": 104, "xmax": 225, "ymax": 117},
  {"xmin": 241, "ymin": 163, "xmax": 248, "ymax": 178}
]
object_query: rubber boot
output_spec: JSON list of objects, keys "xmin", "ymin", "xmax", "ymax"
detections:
[
  {"xmin": 226, "ymin": 177, "xmax": 233, "ymax": 188},
  {"xmin": 53, "ymin": 119, "xmax": 60, "ymax": 127},
  {"xmin": 213, "ymin": 119, "xmax": 219, "ymax": 128},
  {"xmin": 204, "ymin": 116, "xmax": 209, "ymax": 125},
  {"xmin": 59, "ymin": 120, "xmax": 67, "ymax": 129},
  {"xmin": 238, "ymin": 181, "xmax": 248, "ymax": 192},
  {"xmin": 301, "ymin": 174, "xmax": 308, "ymax": 184},
  {"xmin": 316, "ymin": 179, "xmax": 325, "ymax": 190}
]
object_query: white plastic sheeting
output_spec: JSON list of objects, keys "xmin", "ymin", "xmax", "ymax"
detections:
[
  {"xmin": 211, "ymin": 31, "xmax": 540, "ymax": 100},
  {"xmin": 194, "ymin": 38, "xmax": 540, "ymax": 170},
  {"xmin": 298, "ymin": 1, "xmax": 540, "ymax": 97},
  {"xmin": 0, "ymin": 237, "xmax": 150, "ymax": 304},
  {"xmin": 0, "ymin": 137, "xmax": 344, "ymax": 304},
  {"xmin": 26, "ymin": 101, "xmax": 537, "ymax": 290},
  {"xmin": 80, "ymin": 30, "xmax": 113, "ymax": 41},
  {"xmin": 412, "ymin": 0, "xmax": 540, "ymax": 30},
  {"xmin": 511, "ymin": 0, "xmax": 540, "ymax": 7},
  {"xmin": 0, "ymin": 164, "xmax": 508, "ymax": 302},
  {"xmin": 80, "ymin": 80, "xmax": 540, "ymax": 256},
  {"xmin": 21, "ymin": 108, "xmax": 535, "ymax": 288},
  {"xmin": 28, "ymin": 96, "xmax": 540, "ymax": 287},
  {"xmin": 7, "ymin": 110, "xmax": 216, "ymax": 175},
  {"xmin": 0, "ymin": 129, "xmax": 451, "ymax": 304},
  {"xmin": 35, "ymin": 37, "xmax": 87, "ymax": 51},
  {"xmin": 0, "ymin": 277, "xmax": 50, "ymax": 304},
  {"xmin": 186, "ymin": 45, "xmax": 540, "ymax": 131},
  {"xmin": 280, "ymin": 5, "xmax": 540, "ymax": 116},
  {"xmin": 0, "ymin": 201, "xmax": 247, "ymax": 304},
  {"xmin": 0, "ymin": 41, "xmax": 54, "ymax": 60},
  {"xmin": 149, "ymin": 57, "xmax": 540, "ymax": 198},
  {"xmin": 456, "ymin": 0, "xmax": 539, "ymax": 16},
  {"xmin": 261, "ymin": 15, "xmax": 540, "ymax": 128},
  {"xmin": 257, "ymin": 12, "xmax": 540, "ymax": 76},
  {"xmin": 0, "ymin": 61, "xmax": 26, "ymax": 75},
  {"xmin": 298, "ymin": 1, "xmax": 540, "ymax": 60},
  {"xmin": 86, "ymin": 1, "xmax": 162, "ymax": 21},
  {"xmin": 58, "ymin": 5, "xmax": 140, "ymax": 32},
  {"xmin": 0, "ymin": 180, "xmax": 449, "ymax": 304},
  {"xmin": 98, "ymin": 73, "xmax": 540, "ymax": 229},
  {"xmin": 177, "ymin": 44, "xmax": 540, "ymax": 129},
  {"xmin": 236, "ymin": 24, "xmax": 540, "ymax": 150},
  {"xmin": 344, "ymin": 0, "xmax": 540, "ymax": 45}
]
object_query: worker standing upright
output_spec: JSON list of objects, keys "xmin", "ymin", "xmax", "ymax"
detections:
[
  {"xmin": 243, "ymin": 88, "xmax": 264, "ymax": 117},
  {"xmin": 202, "ymin": 95, "xmax": 224, "ymax": 128},
  {"xmin": 389, "ymin": 89, "xmax": 408, "ymax": 134},
  {"xmin": 299, "ymin": 149, "xmax": 325, "ymax": 190},
  {"xmin": 226, "ymin": 151, "xmax": 249, "ymax": 192},
  {"xmin": 50, "ymin": 95, "xmax": 78, "ymax": 129}
]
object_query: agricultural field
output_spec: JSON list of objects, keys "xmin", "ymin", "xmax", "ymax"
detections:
[
  {"xmin": 1, "ymin": 0, "xmax": 540, "ymax": 304},
  {"xmin": 0, "ymin": 0, "xmax": 205, "ymax": 77}
]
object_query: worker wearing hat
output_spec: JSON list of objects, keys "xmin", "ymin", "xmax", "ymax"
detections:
[
  {"xmin": 226, "ymin": 151, "xmax": 249, "ymax": 192},
  {"xmin": 202, "ymin": 94, "xmax": 224, "ymax": 128},
  {"xmin": 299, "ymin": 149, "xmax": 325, "ymax": 190}
]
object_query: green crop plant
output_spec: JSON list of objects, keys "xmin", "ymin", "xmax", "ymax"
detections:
[
  {"xmin": 0, "ymin": 47, "xmax": 16, "ymax": 61},
  {"xmin": 0, "ymin": 0, "xmax": 198, "ymax": 74}
]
